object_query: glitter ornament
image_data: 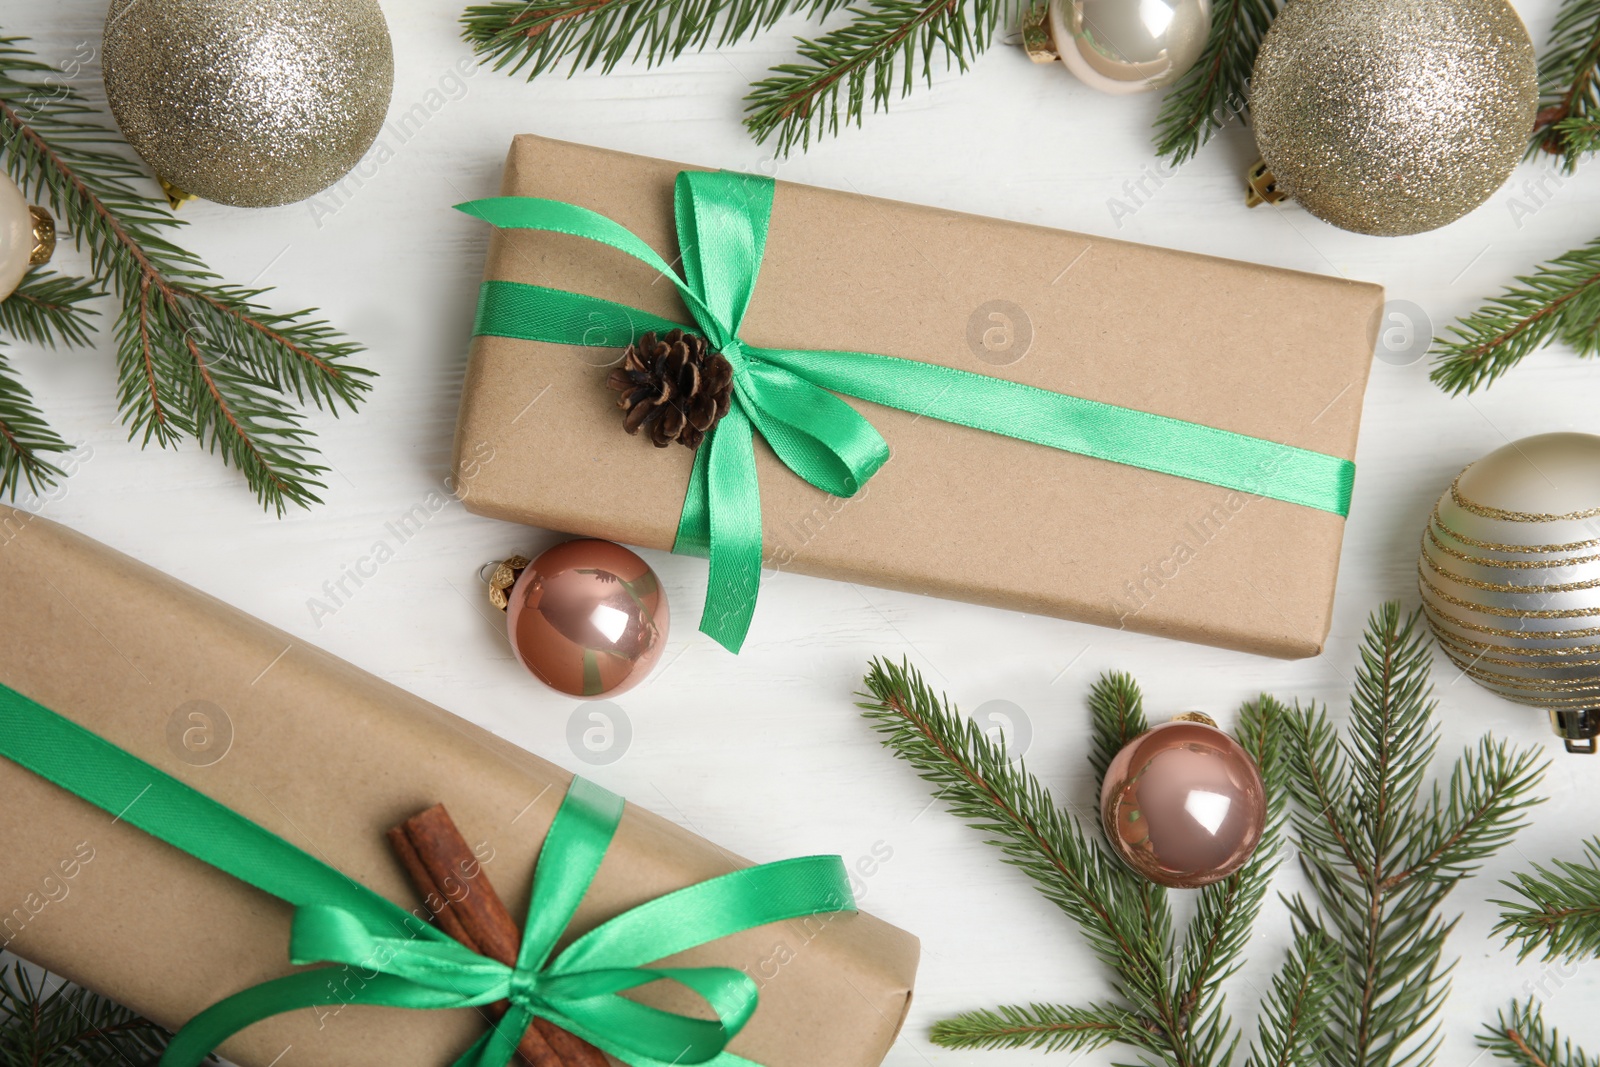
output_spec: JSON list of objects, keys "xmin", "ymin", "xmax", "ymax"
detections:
[
  {"xmin": 1100, "ymin": 714, "xmax": 1266, "ymax": 888},
  {"xmin": 102, "ymin": 0, "xmax": 394, "ymax": 209},
  {"xmin": 1420, "ymin": 433, "xmax": 1600, "ymax": 754},
  {"xmin": 1248, "ymin": 0, "xmax": 1536, "ymax": 236},
  {"xmin": 0, "ymin": 173, "xmax": 54, "ymax": 301},
  {"xmin": 492, "ymin": 540, "xmax": 669, "ymax": 698},
  {"xmin": 1036, "ymin": 0, "xmax": 1212, "ymax": 94}
]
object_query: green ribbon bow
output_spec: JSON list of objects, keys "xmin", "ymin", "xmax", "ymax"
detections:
[
  {"xmin": 460, "ymin": 170, "xmax": 1356, "ymax": 653},
  {"xmin": 0, "ymin": 681, "xmax": 856, "ymax": 1067}
]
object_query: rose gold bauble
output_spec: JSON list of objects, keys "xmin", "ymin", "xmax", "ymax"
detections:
[
  {"xmin": 1100, "ymin": 718, "xmax": 1266, "ymax": 888},
  {"xmin": 505, "ymin": 540, "xmax": 669, "ymax": 698}
]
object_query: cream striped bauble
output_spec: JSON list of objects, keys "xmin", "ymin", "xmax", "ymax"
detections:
[{"xmin": 1420, "ymin": 433, "xmax": 1600, "ymax": 754}]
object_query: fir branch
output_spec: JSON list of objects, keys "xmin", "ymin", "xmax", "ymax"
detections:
[
  {"xmin": 1243, "ymin": 930, "xmax": 1340, "ymax": 1067},
  {"xmin": 1279, "ymin": 603, "xmax": 1547, "ymax": 1067},
  {"xmin": 1428, "ymin": 236, "xmax": 1600, "ymax": 396},
  {"xmin": 0, "ymin": 36, "xmax": 373, "ymax": 512},
  {"xmin": 862, "ymin": 608, "xmax": 1542, "ymax": 1066},
  {"xmin": 857, "ymin": 657, "xmax": 1170, "ymax": 1020},
  {"xmin": 0, "ymin": 265, "xmax": 97, "ymax": 494},
  {"xmin": 1088, "ymin": 670, "xmax": 1148, "ymax": 784},
  {"xmin": 1529, "ymin": 0, "xmax": 1600, "ymax": 171},
  {"xmin": 1494, "ymin": 838, "xmax": 1600, "ymax": 964},
  {"xmin": 1554, "ymin": 115, "xmax": 1600, "ymax": 158},
  {"xmin": 930, "ymin": 1001, "xmax": 1140, "ymax": 1053},
  {"xmin": 460, "ymin": 0, "xmax": 841, "ymax": 79},
  {"xmin": 0, "ymin": 961, "xmax": 200, "ymax": 1066},
  {"xmin": 0, "ymin": 268, "xmax": 97, "ymax": 348},
  {"xmin": 861, "ymin": 660, "xmax": 1296, "ymax": 1067},
  {"xmin": 743, "ymin": 0, "xmax": 1015, "ymax": 155},
  {"xmin": 0, "ymin": 346, "xmax": 66, "ymax": 497},
  {"xmin": 1174, "ymin": 697, "xmax": 1290, "ymax": 1045},
  {"xmin": 1087, "ymin": 670, "xmax": 1175, "ymax": 1036},
  {"xmin": 1152, "ymin": 0, "xmax": 1281, "ymax": 164},
  {"xmin": 1480, "ymin": 1001, "xmax": 1600, "ymax": 1067}
]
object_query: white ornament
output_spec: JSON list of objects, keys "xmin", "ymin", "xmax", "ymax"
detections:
[
  {"xmin": 0, "ymin": 173, "xmax": 52, "ymax": 301},
  {"xmin": 1046, "ymin": 0, "xmax": 1213, "ymax": 94}
]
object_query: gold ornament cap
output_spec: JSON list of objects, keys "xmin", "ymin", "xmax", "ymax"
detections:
[
  {"xmin": 1244, "ymin": 159, "xmax": 1290, "ymax": 209},
  {"xmin": 28, "ymin": 205, "xmax": 54, "ymax": 265},
  {"xmin": 1020, "ymin": 1, "xmax": 1060, "ymax": 62},
  {"xmin": 1170, "ymin": 711, "xmax": 1218, "ymax": 727},
  {"xmin": 485, "ymin": 554, "xmax": 532, "ymax": 611},
  {"xmin": 159, "ymin": 177, "xmax": 198, "ymax": 211}
]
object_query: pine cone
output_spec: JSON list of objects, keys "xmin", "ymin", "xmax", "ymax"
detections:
[{"xmin": 605, "ymin": 329, "xmax": 733, "ymax": 449}]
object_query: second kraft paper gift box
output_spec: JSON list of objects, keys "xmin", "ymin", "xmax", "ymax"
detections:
[
  {"xmin": 453, "ymin": 135, "xmax": 1384, "ymax": 658},
  {"xmin": 0, "ymin": 507, "xmax": 920, "ymax": 1067}
]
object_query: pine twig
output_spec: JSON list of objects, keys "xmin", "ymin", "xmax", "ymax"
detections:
[
  {"xmin": 1172, "ymin": 695, "xmax": 1290, "ymax": 1059},
  {"xmin": 1553, "ymin": 115, "xmax": 1600, "ymax": 158},
  {"xmin": 0, "ymin": 263, "xmax": 97, "ymax": 498},
  {"xmin": 1529, "ymin": 0, "xmax": 1600, "ymax": 170},
  {"xmin": 1494, "ymin": 838, "xmax": 1600, "ymax": 964},
  {"xmin": 459, "ymin": 0, "xmax": 839, "ymax": 80},
  {"xmin": 1448, "ymin": 0, "xmax": 1600, "ymax": 396},
  {"xmin": 0, "ymin": 960, "xmax": 204, "ymax": 1066},
  {"xmin": 859, "ymin": 660, "xmax": 1299, "ymax": 1067},
  {"xmin": 1242, "ymin": 929, "xmax": 1340, "ymax": 1067},
  {"xmin": 863, "ymin": 609, "xmax": 1541, "ymax": 1066},
  {"xmin": 1152, "ymin": 0, "xmax": 1281, "ymax": 165},
  {"xmin": 1087, "ymin": 670, "xmax": 1147, "ymax": 782},
  {"xmin": 856, "ymin": 658, "xmax": 1167, "ymax": 1009},
  {"xmin": 1479, "ymin": 1001, "xmax": 1599, "ymax": 1067},
  {"xmin": 0, "ymin": 268, "xmax": 96, "ymax": 348},
  {"xmin": 0, "ymin": 35, "xmax": 373, "ymax": 513},
  {"xmin": 1279, "ymin": 603, "xmax": 1547, "ymax": 1067},
  {"xmin": 743, "ymin": 0, "xmax": 1017, "ymax": 155},
  {"xmin": 929, "ymin": 1002, "xmax": 1139, "ymax": 1053},
  {"xmin": 1428, "ymin": 235, "xmax": 1600, "ymax": 395},
  {"xmin": 0, "ymin": 346, "xmax": 66, "ymax": 497}
]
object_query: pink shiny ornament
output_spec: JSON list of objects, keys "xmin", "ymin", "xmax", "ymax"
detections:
[
  {"xmin": 1100, "ymin": 718, "xmax": 1265, "ymax": 888},
  {"xmin": 505, "ymin": 540, "xmax": 669, "ymax": 698}
]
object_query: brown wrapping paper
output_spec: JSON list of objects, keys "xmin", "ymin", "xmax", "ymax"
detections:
[
  {"xmin": 0, "ymin": 507, "xmax": 919, "ymax": 1067},
  {"xmin": 454, "ymin": 135, "xmax": 1384, "ymax": 658}
]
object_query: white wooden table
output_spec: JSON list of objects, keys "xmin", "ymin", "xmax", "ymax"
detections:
[{"xmin": 4, "ymin": 1, "xmax": 1598, "ymax": 1062}]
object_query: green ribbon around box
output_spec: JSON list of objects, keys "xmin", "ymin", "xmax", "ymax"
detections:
[
  {"xmin": 0, "ymin": 680, "xmax": 856, "ymax": 1067},
  {"xmin": 459, "ymin": 169, "xmax": 1357, "ymax": 653}
]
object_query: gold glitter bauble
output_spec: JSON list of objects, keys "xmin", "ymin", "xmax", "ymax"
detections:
[
  {"xmin": 102, "ymin": 0, "xmax": 394, "ymax": 209},
  {"xmin": 1250, "ymin": 0, "xmax": 1536, "ymax": 237},
  {"xmin": 1420, "ymin": 433, "xmax": 1600, "ymax": 754}
]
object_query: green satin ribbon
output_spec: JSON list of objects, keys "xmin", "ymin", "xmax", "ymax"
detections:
[
  {"xmin": 459, "ymin": 170, "xmax": 1356, "ymax": 653},
  {"xmin": 0, "ymin": 681, "xmax": 856, "ymax": 1067}
]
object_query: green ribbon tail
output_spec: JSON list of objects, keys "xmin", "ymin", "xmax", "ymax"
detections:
[
  {"xmin": 699, "ymin": 406, "xmax": 762, "ymax": 651},
  {"xmin": 755, "ymin": 346, "xmax": 1355, "ymax": 515}
]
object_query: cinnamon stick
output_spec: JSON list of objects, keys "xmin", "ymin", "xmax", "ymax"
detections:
[{"xmin": 387, "ymin": 804, "xmax": 608, "ymax": 1067}]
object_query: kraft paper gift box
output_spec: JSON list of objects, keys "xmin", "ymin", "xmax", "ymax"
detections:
[
  {"xmin": 453, "ymin": 134, "xmax": 1385, "ymax": 658},
  {"xmin": 0, "ymin": 507, "xmax": 920, "ymax": 1067}
]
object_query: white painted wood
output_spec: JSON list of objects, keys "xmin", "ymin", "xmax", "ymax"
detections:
[{"xmin": 2, "ymin": 1, "xmax": 1595, "ymax": 1062}]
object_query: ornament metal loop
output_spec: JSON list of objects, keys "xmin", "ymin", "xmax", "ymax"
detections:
[{"xmin": 1550, "ymin": 709, "xmax": 1600, "ymax": 755}]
